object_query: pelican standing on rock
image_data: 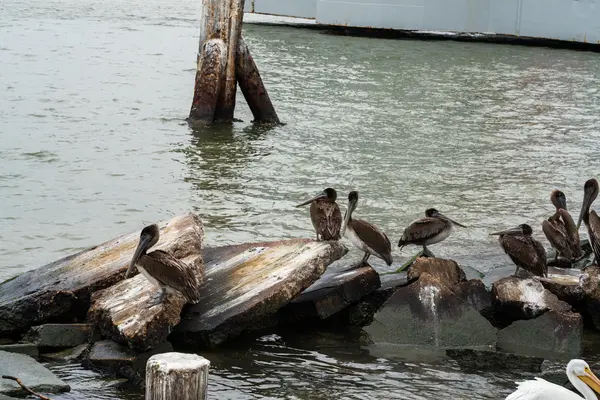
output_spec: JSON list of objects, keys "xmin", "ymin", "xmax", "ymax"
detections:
[
  {"xmin": 505, "ymin": 359, "xmax": 600, "ymax": 400},
  {"xmin": 341, "ymin": 191, "xmax": 393, "ymax": 269},
  {"xmin": 127, "ymin": 224, "xmax": 202, "ymax": 306},
  {"xmin": 542, "ymin": 189, "xmax": 582, "ymax": 262},
  {"xmin": 577, "ymin": 178, "xmax": 600, "ymax": 264},
  {"xmin": 490, "ymin": 223, "xmax": 547, "ymax": 277},
  {"xmin": 296, "ymin": 187, "xmax": 342, "ymax": 241},
  {"xmin": 397, "ymin": 208, "xmax": 466, "ymax": 257}
]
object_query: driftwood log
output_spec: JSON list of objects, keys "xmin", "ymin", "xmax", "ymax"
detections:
[
  {"xmin": 0, "ymin": 214, "xmax": 203, "ymax": 336},
  {"xmin": 189, "ymin": 0, "xmax": 279, "ymax": 124},
  {"xmin": 145, "ymin": 353, "xmax": 210, "ymax": 400},
  {"xmin": 174, "ymin": 239, "xmax": 347, "ymax": 347}
]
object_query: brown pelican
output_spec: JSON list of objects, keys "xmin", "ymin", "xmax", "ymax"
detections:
[
  {"xmin": 127, "ymin": 224, "xmax": 201, "ymax": 306},
  {"xmin": 577, "ymin": 178, "xmax": 600, "ymax": 264},
  {"xmin": 295, "ymin": 187, "xmax": 342, "ymax": 241},
  {"xmin": 490, "ymin": 224, "xmax": 547, "ymax": 277},
  {"xmin": 398, "ymin": 208, "xmax": 466, "ymax": 257},
  {"xmin": 542, "ymin": 189, "xmax": 582, "ymax": 262},
  {"xmin": 341, "ymin": 191, "xmax": 393, "ymax": 269}
]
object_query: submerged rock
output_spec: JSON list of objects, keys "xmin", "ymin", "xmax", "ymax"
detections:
[
  {"xmin": 407, "ymin": 257, "xmax": 466, "ymax": 286},
  {"xmin": 490, "ymin": 277, "xmax": 571, "ymax": 326},
  {"xmin": 364, "ymin": 272, "xmax": 497, "ymax": 348},
  {"xmin": 0, "ymin": 214, "xmax": 204, "ymax": 336},
  {"xmin": 279, "ymin": 262, "xmax": 380, "ymax": 323},
  {"xmin": 0, "ymin": 350, "xmax": 70, "ymax": 396},
  {"xmin": 497, "ymin": 310, "xmax": 583, "ymax": 356},
  {"xmin": 22, "ymin": 323, "xmax": 93, "ymax": 348},
  {"xmin": 41, "ymin": 344, "xmax": 89, "ymax": 362},
  {"xmin": 446, "ymin": 348, "xmax": 544, "ymax": 372},
  {"xmin": 174, "ymin": 239, "xmax": 347, "ymax": 347}
]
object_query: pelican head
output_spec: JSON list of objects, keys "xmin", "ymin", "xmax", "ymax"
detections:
[
  {"xmin": 295, "ymin": 187, "xmax": 337, "ymax": 207},
  {"xmin": 490, "ymin": 223, "xmax": 532, "ymax": 237},
  {"xmin": 551, "ymin": 189, "xmax": 568, "ymax": 211},
  {"xmin": 426, "ymin": 208, "xmax": 467, "ymax": 228},
  {"xmin": 577, "ymin": 179, "xmax": 599, "ymax": 230},
  {"xmin": 126, "ymin": 224, "xmax": 160, "ymax": 278},
  {"xmin": 567, "ymin": 359, "xmax": 600, "ymax": 396}
]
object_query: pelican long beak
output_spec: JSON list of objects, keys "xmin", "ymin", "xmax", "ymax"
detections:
[
  {"xmin": 126, "ymin": 232, "xmax": 153, "ymax": 278},
  {"xmin": 437, "ymin": 212, "xmax": 467, "ymax": 228},
  {"xmin": 295, "ymin": 191, "xmax": 328, "ymax": 208},
  {"xmin": 579, "ymin": 367, "xmax": 600, "ymax": 394},
  {"xmin": 489, "ymin": 226, "xmax": 522, "ymax": 236},
  {"xmin": 577, "ymin": 190, "xmax": 594, "ymax": 231},
  {"xmin": 341, "ymin": 199, "xmax": 356, "ymax": 237}
]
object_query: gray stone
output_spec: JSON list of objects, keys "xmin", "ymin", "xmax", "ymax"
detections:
[
  {"xmin": 452, "ymin": 279, "xmax": 492, "ymax": 314},
  {"xmin": 364, "ymin": 272, "xmax": 497, "ymax": 348},
  {"xmin": 407, "ymin": 257, "xmax": 466, "ymax": 286},
  {"xmin": 0, "ymin": 344, "xmax": 38, "ymax": 359},
  {"xmin": 86, "ymin": 340, "xmax": 136, "ymax": 368},
  {"xmin": 22, "ymin": 324, "xmax": 93, "ymax": 348},
  {"xmin": 540, "ymin": 273, "xmax": 584, "ymax": 308},
  {"xmin": 490, "ymin": 277, "xmax": 571, "ymax": 326},
  {"xmin": 330, "ymin": 272, "xmax": 409, "ymax": 327},
  {"xmin": 41, "ymin": 344, "xmax": 89, "ymax": 362},
  {"xmin": 0, "ymin": 214, "xmax": 204, "ymax": 336},
  {"xmin": 497, "ymin": 310, "xmax": 583, "ymax": 356},
  {"xmin": 175, "ymin": 239, "xmax": 347, "ymax": 347},
  {"xmin": 280, "ymin": 263, "xmax": 380, "ymax": 322},
  {"xmin": 581, "ymin": 266, "xmax": 600, "ymax": 331},
  {"xmin": 0, "ymin": 350, "xmax": 70, "ymax": 396},
  {"xmin": 446, "ymin": 348, "xmax": 543, "ymax": 372}
]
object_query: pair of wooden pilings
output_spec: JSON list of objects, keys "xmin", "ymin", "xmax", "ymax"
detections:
[
  {"xmin": 146, "ymin": 353, "xmax": 210, "ymax": 399},
  {"xmin": 189, "ymin": 0, "xmax": 280, "ymax": 124}
]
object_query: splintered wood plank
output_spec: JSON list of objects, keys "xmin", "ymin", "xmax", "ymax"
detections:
[{"xmin": 175, "ymin": 239, "xmax": 347, "ymax": 347}]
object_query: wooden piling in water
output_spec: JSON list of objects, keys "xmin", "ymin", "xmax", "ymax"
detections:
[
  {"xmin": 189, "ymin": 0, "xmax": 279, "ymax": 124},
  {"xmin": 145, "ymin": 352, "xmax": 210, "ymax": 400}
]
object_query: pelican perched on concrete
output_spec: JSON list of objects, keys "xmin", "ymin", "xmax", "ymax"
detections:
[
  {"xmin": 542, "ymin": 189, "xmax": 582, "ymax": 263},
  {"xmin": 127, "ymin": 224, "xmax": 201, "ymax": 306},
  {"xmin": 506, "ymin": 359, "xmax": 600, "ymax": 400},
  {"xmin": 577, "ymin": 178, "xmax": 600, "ymax": 264},
  {"xmin": 398, "ymin": 208, "xmax": 466, "ymax": 256},
  {"xmin": 341, "ymin": 191, "xmax": 393, "ymax": 269},
  {"xmin": 296, "ymin": 187, "xmax": 342, "ymax": 241},
  {"xmin": 490, "ymin": 223, "xmax": 547, "ymax": 277}
]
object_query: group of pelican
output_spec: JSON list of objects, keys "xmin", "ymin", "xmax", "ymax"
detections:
[
  {"xmin": 295, "ymin": 178, "xmax": 600, "ymax": 279},
  {"xmin": 295, "ymin": 188, "xmax": 466, "ymax": 270}
]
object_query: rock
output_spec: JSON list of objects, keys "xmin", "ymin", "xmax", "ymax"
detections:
[
  {"xmin": 174, "ymin": 239, "xmax": 347, "ymax": 347},
  {"xmin": 88, "ymin": 272, "xmax": 194, "ymax": 351},
  {"xmin": 0, "ymin": 214, "xmax": 204, "ymax": 336},
  {"xmin": 407, "ymin": 257, "xmax": 466, "ymax": 286},
  {"xmin": 581, "ymin": 266, "xmax": 600, "ymax": 331},
  {"xmin": 84, "ymin": 340, "xmax": 173, "ymax": 386},
  {"xmin": 490, "ymin": 277, "xmax": 571, "ymax": 327},
  {"xmin": 41, "ymin": 344, "xmax": 89, "ymax": 362},
  {"xmin": 335, "ymin": 272, "xmax": 409, "ymax": 327},
  {"xmin": 497, "ymin": 310, "xmax": 583, "ymax": 357},
  {"xmin": 540, "ymin": 273, "xmax": 584, "ymax": 308},
  {"xmin": 0, "ymin": 350, "xmax": 70, "ymax": 396},
  {"xmin": 279, "ymin": 262, "xmax": 380, "ymax": 323},
  {"xmin": 0, "ymin": 395, "xmax": 18, "ymax": 400},
  {"xmin": 452, "ymin": 279, "xmax": 492, "ymax": 314},
  {"xmin": 446, "ymin": 348, "xmax": 544, "ymax": 372},
  {"xmin": 0, "ymin": 344, "xmax": 38, "ymax": 359},
  {"xmin": 364, "ymin": 272, "xmax": 497, "ymax": 348},
  {"xmin": 22, "ymin": 323, "xmax": 93, "ymax": 348}
]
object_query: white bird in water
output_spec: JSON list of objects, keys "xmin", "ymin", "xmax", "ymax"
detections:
[{"xmin": 506, "ymin": 359, "xmax": 600, "ymax": 400}]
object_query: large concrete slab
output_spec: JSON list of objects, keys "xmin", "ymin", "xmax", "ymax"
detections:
[
  {"xmin": 0, "ymin": 214, "xmax": 204, "ymax": 335},
  {"xmin": 0, "ymin": 351, "xmax": 70, "ymax": 396},
  {"xmin": 175, "ymin": 239, "xmax": 347, "ymax": 347}
]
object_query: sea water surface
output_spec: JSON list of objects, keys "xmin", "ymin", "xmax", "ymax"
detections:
[{"xmin": 3, "ymin": 0, "xmax": 600, "ymax": 398}]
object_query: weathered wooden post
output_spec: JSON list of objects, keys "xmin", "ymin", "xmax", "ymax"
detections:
[
  {"xmin": 146, "ymin": 352, "xmax": 210, "ymax": 400},
  {"xmin": 189, "ymin": 0, "xmax": 280, "ymax": 124}
]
